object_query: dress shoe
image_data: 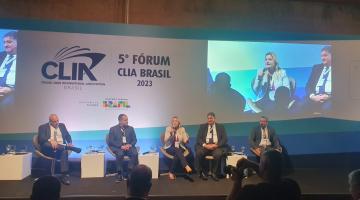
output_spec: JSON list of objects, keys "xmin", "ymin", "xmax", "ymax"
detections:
[
  {"xmin": 60, "ymin": 174, "xmax": 71, "ymax": 185},
  {"xmin": 116, "ymin": 174, "xmax": 124, "ymax": 182},
  {"xmin": 209, "ymin": 173, "xmax": 219, "ymax": 182},
  {"xmin": 184, "ymin": 174, "xmax": 194, "ymax": 182},
  {"xmin": 65, "ymin": 146, "xmax": 82, "ymax": 153},
  {"xmin": 199, "ymin": 171, "xmax": 208, "ymax": 181}
]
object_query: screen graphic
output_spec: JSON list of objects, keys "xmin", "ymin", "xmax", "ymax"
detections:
[{"xmin": 207, "ymin": 41, "xmax": 332, "ymax": 117}]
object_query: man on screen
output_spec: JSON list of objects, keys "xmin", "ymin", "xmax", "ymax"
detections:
[
  {"xmin": 108, "ymin": 114, "xmax": 139, "ymax": 182},
  {"xmin": 195, "ymin": 112, "xmax": 228, "ymax": 181},
  {"xmin": 38, "ymin": 114, "xmax": 81, "ymax": 185},
  {"xmin": 305, "ymin": 46, "xmax": 332, "ymax": 113},
  {"xmin": 0, "ymin": 31, "xmax": 17, "ymax": 97},
  {"xmin": 249, "ymin": 116, "xmax": 281, "ymax": 160}
]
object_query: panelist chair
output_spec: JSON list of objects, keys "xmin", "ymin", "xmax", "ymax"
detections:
[
  {"xmin": 106, "ymin": 133, "xmax": 134, "ymax": 175},
  {"xmin": 159, "ymin": 132, "xmax": 189, "ymax": 159},
  {"xmin": 248, "ymin": 76, "xmax": 297, "ymax": 113},
  {"xmin": 205, "ymin": 155, "xmax": 215, "ymax": 175},
  {"xmin": 204, "ymin": 150, "xmax": 228, "ymax": 178},
  {"xmin": 105, "ymin": 134, "xmax": 131, "ymax": 161},
  {"xmin": 159, "ymin": 132, "xmax": 193, "ymax": 178},
  {"xmin": 32, "ymin": 135, "xmax": 71, "ymax": 176}
]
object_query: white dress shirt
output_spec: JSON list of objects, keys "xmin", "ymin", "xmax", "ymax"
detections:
[
  {"xmin": 49, "ymin": 125, "xmax": 64, "ymax": 144},
  {"xmin": 206, "ymin": 124, "xmax": 218, "ymax": 144}
]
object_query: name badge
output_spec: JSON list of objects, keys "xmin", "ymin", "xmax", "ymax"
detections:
[{"xmin": 122, "ymin": 136, "xmax": 127, "ymax": 143}]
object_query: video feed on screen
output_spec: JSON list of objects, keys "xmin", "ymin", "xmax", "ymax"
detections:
[
  {"xmin": 0, "ymin": 29, "xmax": 18, "ymax": 104},
  {"xmin": 207, "ymin": 41, "xmax": 332, "ymax": 116}
]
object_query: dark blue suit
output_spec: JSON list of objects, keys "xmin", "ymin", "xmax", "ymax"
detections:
[
  {"xmin": 195, "ymin": 123, "xmax": 228, "ymax": 175},
  {"xmin": 108, "ymin": 124, "xmax": 138, "ymax": 175},
  {"xmin": 305, "ymin": 63, "xmax": 332, "ymax": 112},
  {"xmin": 38, "ymin": 123, "xmax": 72, "ymax": 173},
  {"xmin": 306, "ymin": 64, "xmax": 326, "ymax": 97},
  {"xmin": 0, "ymin": 51, "xmax": 14, "ymax": 87}
]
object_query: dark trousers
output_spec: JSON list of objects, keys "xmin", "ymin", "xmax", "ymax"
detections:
[
  {"xmin": 165, "ymin": 146, "xmax": 189, "ymax": 173},
  {"xmin": 40, "ymin": 142, "xmax": 69, "ymax": 174},
  {"xmin": 113, "ymin": 147, "xmax": 138, "ymax": 175},
  {"xmin": 196, "ymin": 147, "xmax": 223, "ymax": 174}
]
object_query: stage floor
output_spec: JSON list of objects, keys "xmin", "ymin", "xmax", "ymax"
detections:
[{"xmin": 0, "ymin": 168, "xmax": 351, "ymax": 199}]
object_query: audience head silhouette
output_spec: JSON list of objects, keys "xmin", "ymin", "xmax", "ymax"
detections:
[
  {"xmin": 31, "ymin": 176, "xmax": 61, "ymax": 200},
  {"xmin": 127, "ymin": 164, "xmax": 152, "ymax": 199},
  {"xmin": 349, "ymin": 169, "xmax": 360, "ymax": 200},
  {"xmin": 259, "ymin": 149, "xmax": 283, "ymax": 183}
]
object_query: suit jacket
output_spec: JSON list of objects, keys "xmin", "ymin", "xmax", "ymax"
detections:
[
  {"xmin": 0, "ymin": 52, "xmax": 6, "ymax": 65},
  {"xmin": 196, "ymin": 123, "xmax": 228, "ymax": 149},
  {"xmin": 305, "ymin": 64, "xmax": 326, "ymax": 98},
  {"xmin": 108, "ymin": 124, "xmax": 137, "ymax": 152},
  {"xmin": 249, "ymin": 125, "xmax": 280, "ymax": 150},
  {"xmin": 38, "ymin": 123, "xmax": 72, "ymax": 146},
  {"xmin": 0, "ymin": 51, "xmax": 15, "ymax": 87}
]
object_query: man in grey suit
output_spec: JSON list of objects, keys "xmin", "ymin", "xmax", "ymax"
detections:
[
  {"xmin": 109, "ymin": 114, "xmax": 138, "ymax": 182},
  {"xmin": 38, "ymin": 114, "xmax": 81, "ymax": 185},
  {"xmin": 249, "ymin": 116, "xmax": 281, "ymax": 160},
  {"xmin": 195, "ymin": 112, "xmax": 228, "ymax": 181}
]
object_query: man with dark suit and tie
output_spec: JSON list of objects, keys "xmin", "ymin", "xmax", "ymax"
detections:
[
  {"xmin": 249, "ymin": 116, "xmax": 281, "ymax": 160},
  {"xmin": 109, "ymin": 114, "xmax": 138, "ymax": 182},
  {"xmin": 38, "ymin": 114, "xmax": 81, "ymax": 185},
  {"xmin": 195, "ymin": 112, "xmax": 228, "ymax": 181},
  {"xmin": 305, "ymin": 46, "xmax": 332, "ymax": 113},
  {"xmin": 0, "ymin": 31, "xmax": 17, "ymax": 98}
]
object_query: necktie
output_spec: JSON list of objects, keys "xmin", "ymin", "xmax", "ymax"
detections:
[
  {"xmin": 0, "ymin": 55, "xmax": 14, "ymax": 87},
  {"xmin": 209, "ymin": 125, "xmax": 214, "ymax": 144},
  {"xmin": 319, "ymin": 66, "xmax": 330, "ymax": 94}
]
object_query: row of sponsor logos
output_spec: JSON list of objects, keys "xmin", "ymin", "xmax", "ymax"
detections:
[{"xmin": 79, "ymin": 99, "xmax": 130, "ymax": 109}]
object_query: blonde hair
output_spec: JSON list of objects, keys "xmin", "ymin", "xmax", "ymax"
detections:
[
  {"xmin": 265, "ymin": 52, "xmax": 280, "ymax": 70},
  {"xmin": 171, "ymin": 116, "xmax": 181, "ymax": 127}
]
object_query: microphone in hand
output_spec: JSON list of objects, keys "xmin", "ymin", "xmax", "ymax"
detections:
[{"xmin": 258, "ymin": 67, "xmax": 267, "ymax": 79}]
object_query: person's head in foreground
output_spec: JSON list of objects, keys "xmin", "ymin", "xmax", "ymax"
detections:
[
  {"xmin": 349, "ymin": 169, "xmax": 360, "ymax": 200},
  {"xmin": 127, "ymin": 164, "xmax": 152, "ymax": 198},
  {"xmin": 31, "ymin": 176, "xmax": 61, "ymax": 200}
]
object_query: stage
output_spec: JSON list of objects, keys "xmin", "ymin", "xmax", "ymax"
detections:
[{"xmin": 0, "ymin": 168, "xmax": 352, "ymax": 200}]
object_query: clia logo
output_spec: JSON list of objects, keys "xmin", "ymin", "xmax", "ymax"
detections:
[{"xmin": 41, "ymin": 46, "xmax": 105, "ymax": 81}]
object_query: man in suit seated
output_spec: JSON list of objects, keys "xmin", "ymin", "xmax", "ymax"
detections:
[
  {"xmin": 108, "ymin": 114, "xmax": 138, "ymax": 182},
  {"xmin": 195, "ymin": 112, "xmax": 228, "ymax": 181},
  {"xmin": 38, "ymin": 114, "xmax": 81, "ymax": 185},
  {"xmin": 305, "ymin": 46, "xmax": 332, "ymax": 113},
  {"xmin": 249, "ymin": 116, "xmax": 281, "ymax": 160},
  {"xmin": 0, "ymin": 31, "xmax": 17, "ymax": 101}
]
